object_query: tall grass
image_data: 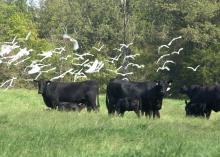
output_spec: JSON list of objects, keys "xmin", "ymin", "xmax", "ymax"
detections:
[{"xmin": 0, "ymin": 89, "xmax": 220, "ymax": 157}]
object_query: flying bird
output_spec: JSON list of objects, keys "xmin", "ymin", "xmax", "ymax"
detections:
[
  {"xmin": 116, "ymin": 72, "xmax": 134, "ymax": 77},
  {"xmin": 168, "ymin": 36, "xmax": 182, "ymax": 46},
  {"xmin": 73, "ymin": 59, "xmax": 90, "ymax": 66},
  {"xmin": 125, "ymin": 63, "xmax": 145, "ymax": 69},
  {"xmin": 35, "ymin": 67, "xmax": 56, "ymax": 80},
  {"xmin": 171, "ymin": 48, "xmax": 184, "ymax": 55},
  {"xmin": 25, "ymin": 31, "xmax": 31, "ymax": 41},
  {"xmin": 28, "ymin": 64, "xmax": 51, "ymax": 75},
  {"xmin": 54, "ymin": 47, "xmax": 65, "ymax": 54},
  {"xmin": 7, "ymin": 48, "xmax": 33, "ymax": 65},
  {"xmin": 156, "ymin": 54, "xmax": 171, "ymax": 64},
  {"xmin": 113, "ymin": 46, "xmax": 123, "ymax": 52},
  {"xmin": 158, "ymin": 45, "xmax": 169, "ymax": 54},
  {"xmin": 85, "ymin": 59, "xmax": 104, "ymax": 73},
  {"xmin": 120, "ymin": 43, "xmax": 133, "ymax": 49},
  {"xmin": 156, "ymin": 66, "xmax": 170, "ymax": 72},
  {"xmin": 74, "ymin": 53, "xmax": 94, "ymax": 60},
  {"xmin": 60, "ymin": 55, "xmax": 71, "ymax": 61},
  {"xmin": 106, "ymin": 66, "xmax": 123, "ymax": 73},
  {"xmin": 50, "ymin": 68, "xmax": 74, "ymax": 81},
  {"xmin": 92, "ymin": 45, "xmax": 104, "ymax": 52},
  {"xmin": 163, "ymin": 60, "xmax": 176, "ymax": 65},
  {"xmin": 0, "ymin": 77, "xmax": 17, "ymax": 90},
  {"xmin": 156, "ymin": 60, "xmax": 175, "ymax": 72},
  {"xmin": 187, "ymin": 65, "xmax": 200, "ymax": 71},
  {"xmin": 123, "ymin": 54, "xmax": 140, "ymax": 62},
  {"xmin": 63, "ymin": 32, "xmax": 79, "ymax": 50},
  {"xmin": 0, "ymin": 43, "xmax": 20, "ymax": 57},
  {"xmin": 38, "ymin": 49, "xmax": 62, "ymax": 61},
  {"xmin": 158, "ymin": 36, "xmax": 182, "ymax": 54},
  {"xmin": 106, "ymin": 53, "xmax": 122, "ymax": 64}
]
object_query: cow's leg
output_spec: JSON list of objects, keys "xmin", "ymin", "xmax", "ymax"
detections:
[
  {"xmin": 51, "ymin": 99, "xmax": 59, "ymax": 109},
  {"xmin": 87, "ymin": 93, "xmax": 99, "ymax": 112},
  {"xmin": 108, "ymin": 98, "xmax": 117, "ymax": 116},
  {"xmin": 120, "ymin": 111, "xmax": 125, "ymax": 117},
  {"xmin": 148, "ymin": 111, "xmax": 153, "ymax": 119},
  {"xmin": 141, "ymin": 111, "xmax": 145, "ymax": 116},
  {"xmin": 153, "ymin": 110, "xmax": 160, "ymax": 118},
  {"xmin": 205, "ymin": 109, "xmax": 212, "ymax": 119},
  {"xmin": 134, "ymin": 110, "xmax": 141, "ymax": 118},
  {"xmin": 86, "ymin": 104, "xmax": 92, "ymax": 112},
  {"xmin": 153, "ymin": 111, "xmax": 156, "ymax": 118}
]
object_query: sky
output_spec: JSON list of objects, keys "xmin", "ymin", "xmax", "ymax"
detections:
[{"xmin": 27, "ymin": 0, "xmax": 40, "ymax": 8}]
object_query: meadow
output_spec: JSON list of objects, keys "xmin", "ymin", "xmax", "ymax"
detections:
[{"xmin": 1, "ymin": 89, "xmax": 220, "ymax": 157}]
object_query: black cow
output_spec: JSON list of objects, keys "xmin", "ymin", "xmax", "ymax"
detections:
[
  {"xmin": 179, "ymin": 85, "xmax": 220, "ymax": 119},
  {"xmin": 180, "ymin": 85, "xmax": 201, "ymax": 100},
  {"xmin": 115, "ymin": 97, "xmax": 141, "ymax": 117},
  {"xmin": 141, "ymin": 81, "xmax": 169, "ymax": 118},
  {"xmin": 34, "ymin": 80, "xmax": 100, "ymax": 111},
  {"xmin": 106, "ymin": 79, "xmax": 172, "ymax": 118},
  {"xmin": 58, "ymin": 102, "xmax": 86, "ymax": 111},
  {"xmin": 184, "ymin": 100, "xmax": 207, "ymax": 117}
]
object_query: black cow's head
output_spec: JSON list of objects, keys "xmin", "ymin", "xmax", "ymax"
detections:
[
  {"xmin": 155, "ymin": 80, "xmax": 173, "ymax": 97},
  {"xmin": 180, "ymin": 85, "xmax": 188, "ymax": 94},
  {"xmin": 185, "ymin": 100, "xmax": 204, "ymax": 117},
  {"xmin": 34, "ymin": 80, "xmax": 51, "ymax": 94}
]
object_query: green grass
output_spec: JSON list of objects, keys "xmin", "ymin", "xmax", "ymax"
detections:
[{"xmin": 1, "ymin": 89, "xmax": 220, "ymax": 157}]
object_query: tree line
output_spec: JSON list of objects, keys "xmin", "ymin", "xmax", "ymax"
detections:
[{"xmin": 0, "ymin": 0, "xmax": 220, "ymax": 96}]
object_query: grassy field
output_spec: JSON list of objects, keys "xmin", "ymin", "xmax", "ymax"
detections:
[{"xmin": 1, "ymin": 89, "xmax": 220, "ymax": 157}]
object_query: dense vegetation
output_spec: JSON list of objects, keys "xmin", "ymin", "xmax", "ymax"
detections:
[
  {"xmin": 0, "ymin": 0, "xmax": 220, "ymax": 95},
  {"xmin": 1, "ymin": 89, "xmax": 220, "ymax": 156}
]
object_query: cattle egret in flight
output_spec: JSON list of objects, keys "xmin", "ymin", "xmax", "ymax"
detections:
[{"xmin": 187, "ymin": 65, "xmax": 200, "ymax": 71}]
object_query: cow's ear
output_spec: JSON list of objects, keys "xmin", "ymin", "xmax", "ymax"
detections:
[
  {"xmin": 46, "ymin": 81, "xmax": 51, "ymax": 85},
  {"xmin": 154, "ymin": 80, "xmax": 160, "ymax": 85},
  {"xmin": 167, "ymin": 80, "xmax": 173, "ymax": 86}
]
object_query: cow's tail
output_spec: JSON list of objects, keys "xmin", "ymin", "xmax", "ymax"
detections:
[
  {"xmin": 106, "ymin": 85, "xmax": 109, "ymax": 110},
  {"xmin": 96, "ymin": 86, "xmax": 100, "ymax": 110}
]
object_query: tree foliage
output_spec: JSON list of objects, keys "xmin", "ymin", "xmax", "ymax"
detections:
[{"xmin": 0, "ymin": 0, "xmax": 220, "ymax": 95}]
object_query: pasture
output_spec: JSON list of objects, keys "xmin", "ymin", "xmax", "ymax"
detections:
[{"xmin": 1, "ymin": 89, "xmax": 220, "ymax": 157}]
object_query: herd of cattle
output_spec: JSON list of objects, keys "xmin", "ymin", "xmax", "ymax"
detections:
[{"xmin": 34, "ymin": 79, "xmax": 220, "ymax": 119}]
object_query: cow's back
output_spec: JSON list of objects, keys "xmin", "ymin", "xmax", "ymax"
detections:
[{"xmin": 47, "ymin": 80, "xmax": 98, "ymax": 102}]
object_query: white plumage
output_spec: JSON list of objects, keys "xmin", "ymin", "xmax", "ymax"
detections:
[
  {"xmin": 7, "ymin": 48, "xmax": 33, "ymax": 65},
  {"xmin": 156, "ymin": 60, "xmax": 175, "ymax": 72},
  {"xmin": 156, "ymin": 54, "xmax": 171, "ymax": 64},
  {"xmin": 171, "ymin": 48, "xmax": 184, "ymax": 55},
  {"xmin": 92, "ymin": 45, "xmax": 104, "ymax": 52},
  {"xmin": 125, "ymin": 63, "xmax": 145, "ymax": 69},
  {"xmin": 0, "ymin": 77, "xmax": 17, "ymax": 90},
  {"xmin": 74, "ymin": 53, "xmax": 94, "ymax": 60},
  {"xmin": 85, "ymin": 59, "xmax": 104, "ymax": 73},
  {"xmin": 187, "ymin": 65, "xmax": 200, "ymax": 71},
  {"xmin": 106, "ymin": 53, "xmax": 122, "ymax": 64},
  {"xmin": 158, "ymin": 45, "xmax": 169, "ymax": 54},
  {"xmin": 0, "ymin": 43, "xmax": 20, "ymax": 57},
  {"xmin": 168, "ymin": 36, "xmax": 182, "ymax": 46}
]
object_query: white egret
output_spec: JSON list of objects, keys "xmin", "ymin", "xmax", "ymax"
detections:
[
  {"xmin": 187, "ymin": 65, "xmax": 200, "ymax": 71},
  {"xmin": 92, "ymin": 45, "xmax": 104, "ymax": 52},
  {"xmin": 156, "ymin": 54, "xmax": 171, "ymax": 64},
  {"xmin": 168, "ymin": 36, "xmax": 182, "ymax": 46},
  {"xmin": 171, "ymin": 48, "xmax": 184, "ymax": 55},
  {"xmin": 106, "ymin": 53, "xmax": 122, "ymax": 64}
]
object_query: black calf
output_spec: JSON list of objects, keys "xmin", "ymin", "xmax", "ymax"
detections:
[
  {"xmin": 116, "ymin": 97, "xmax": 141, "ymax": 117},
  {"xmin": 58, "ymin": 102, "xmax": 86, "ymax": 112}
]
